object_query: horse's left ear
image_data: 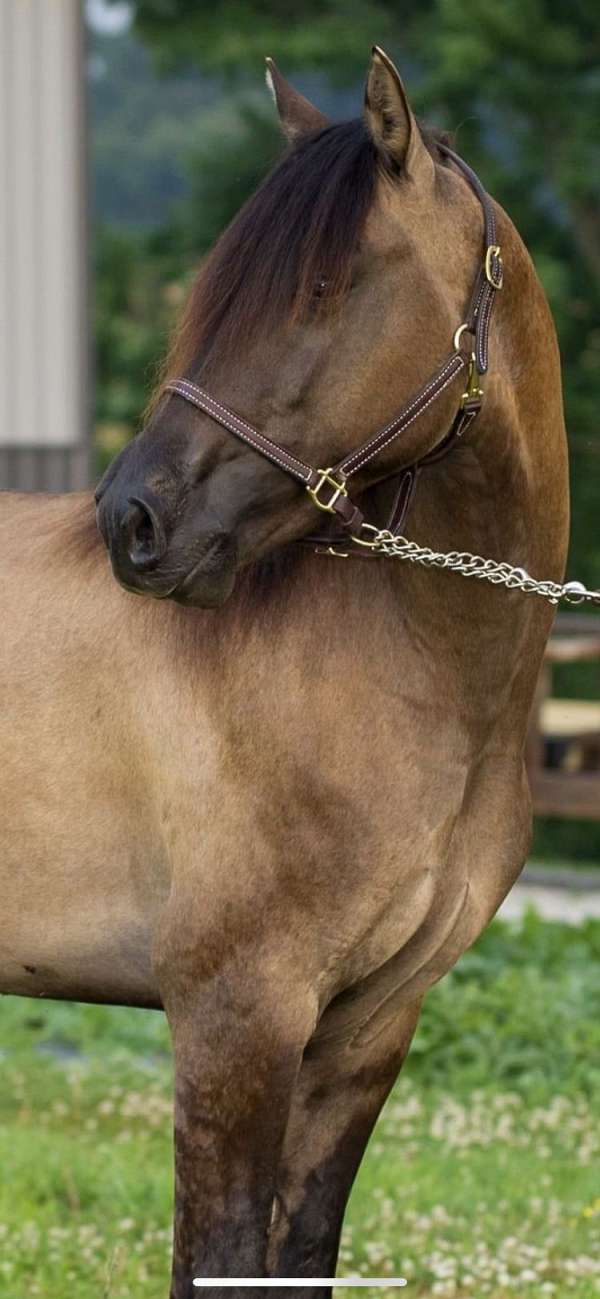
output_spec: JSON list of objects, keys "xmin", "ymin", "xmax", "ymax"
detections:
[
  {"xmin": 364, "ymin": 46, "xmax": 433, "ymax": 180},
  {"xmin": 265, "ymin": 57, "xmax": 330, "ymax": 142}
]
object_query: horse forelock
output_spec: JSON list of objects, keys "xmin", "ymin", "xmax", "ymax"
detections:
[{"xmin": 150, "ymin": 117, "xmax": 451, "ymax": 409}]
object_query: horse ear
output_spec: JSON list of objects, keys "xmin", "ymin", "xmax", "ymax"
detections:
[
  {"xmin": 364, "ymin": 46, "xmax": 431, "ymax": 179},
  {"xmin": 265, "ymin": 57, "xmax": 329, "ymax": 142}
]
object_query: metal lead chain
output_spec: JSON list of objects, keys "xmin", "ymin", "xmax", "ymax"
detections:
[{"xmin": 353, "ymin": 527, "xmax": 600, "ymax": 607}]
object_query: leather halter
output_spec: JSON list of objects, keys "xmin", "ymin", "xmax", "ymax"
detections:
[{"xmin": 166, "ymin": 147, "xmax": 503, "ymax": 555}]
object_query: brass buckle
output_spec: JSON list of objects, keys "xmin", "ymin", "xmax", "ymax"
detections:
[
  {"xmin": 307, "ymin": 468, "xmax": 348, "ymax": 514},
  {"xmin": 460, "ymin": 353, "xmax": 484, "ymax": 408},
  {"xmin": 485, "ymin": 244, "xmax": 503, "ymax": 289}
]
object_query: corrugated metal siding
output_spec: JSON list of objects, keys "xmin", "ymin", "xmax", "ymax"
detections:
[
  {"xmin": 0, "ymin": 0, "xmax": 89, "ymax": 490},
  {"xmin": 0, "ymin": 445, "xmax": 90, "ymax": 492}
]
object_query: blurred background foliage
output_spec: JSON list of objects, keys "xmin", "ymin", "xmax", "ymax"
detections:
[{"xmin": 92, "ymin": 1, "xmax": 600, "ymax": 854}]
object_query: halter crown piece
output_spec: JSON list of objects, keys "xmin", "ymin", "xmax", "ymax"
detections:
[{"xmin": 166, "ymin": 147, "xmax": 503, "ymax": 557}]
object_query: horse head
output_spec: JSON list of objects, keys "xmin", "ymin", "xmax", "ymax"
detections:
[{"xmin": 96, "ymin": 49, "xmax": 493, "ymax": 606}]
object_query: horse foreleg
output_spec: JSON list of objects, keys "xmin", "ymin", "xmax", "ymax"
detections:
[
  {"xmin": 267, "ymin": 992, "xmax": 422, "ymax": 1296},
  {"xmin": 155, "ymin": 926, "xmax": 318, "ymax": 1299}
]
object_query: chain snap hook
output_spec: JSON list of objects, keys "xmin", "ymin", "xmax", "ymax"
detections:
[
  {"xmin": 460, "ymin": 354, "xmax": 484, "ymax": 408},
  {"xmin": 562, "ymin": 581, "xmax": 588, "ymax": 606}
]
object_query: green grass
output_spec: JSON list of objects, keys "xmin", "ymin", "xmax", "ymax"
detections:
[{"xmin": 2, "ymin": 911, "xmax": 600, "ymax": 1298}]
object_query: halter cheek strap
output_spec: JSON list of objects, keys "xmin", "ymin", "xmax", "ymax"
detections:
[{"xmin": 166, "ymin": 147, "xmax": 503, "ymax": 554}]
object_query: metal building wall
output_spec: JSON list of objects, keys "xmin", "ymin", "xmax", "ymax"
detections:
[{"xmin": 0, "ymin": 0, "xmax": 89, "ymax": 491}]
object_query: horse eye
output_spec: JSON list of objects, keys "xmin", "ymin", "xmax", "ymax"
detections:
[{"xmin": 314, "ymin": 277, "xmax": 329, "ymax": 299}]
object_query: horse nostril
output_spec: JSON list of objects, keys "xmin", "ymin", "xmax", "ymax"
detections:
[{"xmin": 124, "ymin": 496, "xmax": 167, "ymax": 571}]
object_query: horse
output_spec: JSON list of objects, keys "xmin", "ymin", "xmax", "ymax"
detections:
[{"xmin": 0, "ymin": 47, "xmax": 568, "ymax": 1299}]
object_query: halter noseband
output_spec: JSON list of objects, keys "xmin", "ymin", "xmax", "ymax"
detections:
[{"xmin": 166, "ymin": 147, "xmax": 503, "ymax": 556}]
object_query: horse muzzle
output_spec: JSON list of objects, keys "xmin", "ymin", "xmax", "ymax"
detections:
[{"xmin": 95, "ymin": 484, "xmax": 238, "ymax": 608}]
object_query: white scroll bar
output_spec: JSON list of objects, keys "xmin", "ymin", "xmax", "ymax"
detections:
[{"xmin": 193, "ymin": 1281, "xmax": 407, "ymax": 1288}]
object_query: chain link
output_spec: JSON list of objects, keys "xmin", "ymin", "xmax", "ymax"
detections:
[{"xmin": 353, "ymin": 526, "xmax": 600, "ymax": 607}]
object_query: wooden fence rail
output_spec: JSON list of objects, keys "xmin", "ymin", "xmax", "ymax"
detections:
[{"xmin": 528, "ymin": 614, "xmax": 600, "ymax": 819}]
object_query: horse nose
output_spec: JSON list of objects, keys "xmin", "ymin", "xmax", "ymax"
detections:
[{"xmin": 121, "ymin": 495, "xmax": 167, "ymax": 572}]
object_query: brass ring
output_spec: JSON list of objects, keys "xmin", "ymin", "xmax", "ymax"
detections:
[
  {"xmin": 351, "ymin": 523, "xmax": 386, "ymax": 550},
  {"xmin": 453, "ymin": 323, "xmax": 472, "ymax": 351}
]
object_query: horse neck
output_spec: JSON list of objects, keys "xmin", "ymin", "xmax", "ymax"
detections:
[{"xmin": 210, "ymin": 215, "xmax": 568, "ymax": 748}]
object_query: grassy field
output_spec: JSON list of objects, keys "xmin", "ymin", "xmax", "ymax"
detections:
[{"xmin": 2, "ymin": 910, "xmax": 600, "ymax": 1299}]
